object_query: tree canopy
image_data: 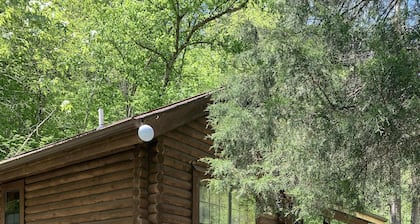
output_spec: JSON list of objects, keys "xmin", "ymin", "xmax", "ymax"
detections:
[
  {"xmin": 0, "ymin": 0, "xmax": 244, "ymax": 158},
  {"xmin": 207, "ymin": 1, "xmax": 419, "ymax": 223}
]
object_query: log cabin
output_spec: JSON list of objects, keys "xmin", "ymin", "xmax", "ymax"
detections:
[
  {"xmin": 324, "ymin": 210, "xmax": 388, "ymax": 224},
  {"xmin": 0, "ymin": 92, "xmax": 387, "ymax": 224},
  {"xmin": 0, "ymin": 93, "xmax": 279, "ymax": 224}
]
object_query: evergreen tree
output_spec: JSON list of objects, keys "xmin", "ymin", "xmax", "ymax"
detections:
[{"xmin": 207, "ymin": 1, "xmax": 419, "ymax": 222}]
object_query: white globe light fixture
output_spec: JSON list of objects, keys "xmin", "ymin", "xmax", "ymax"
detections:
[{"xmin": 138, "ymin": 124, "xmax": 154, "ymax": 142}]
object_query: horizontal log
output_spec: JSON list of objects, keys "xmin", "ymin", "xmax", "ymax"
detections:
[
  {"xmin": 26, "ymin": 208, "xmax": 132, "ymax": 224},
  {"xmin": 26, "ymin": 175, "xmax": 132, "ymax": 206},
  {"xmin": 0, "ymin": 131, "xmax": 138, "ymax": 183},
  {"xmin": 149, "ymin": 193, "xmax": 191, "ymax": 209},
  {"xmin": 162, "ymin": 175, "xmax": 192, "ymax": 190},
  {"xmin": 186, "ymin": 119, "xmax": 213, "ymax": 135},
  {"xmin": 83, "ymin": 217, "xmax": 133, "ymax": 224},
  {"xmin": 165, "ymin": 131, "xmax": 212, "ymax": 154},
  {"xmin": 149, "ymin": 165, "xmax": 191, "ymax": 182},
  {"xmin": 162, "ymin": 194, "xmax": 192, "ymax": 208},
  {"xmin": 26, "ymin": 198, "xmax": 132, "ymax": 222},
  {"xmin": 26, "ymin": 178, "xmax": 132, "ymax": 207},
  {"xmin": 26, "ymin": 188, "xmax": 132, "ymax": 214},
  {"xmin": 149, "ymin": 173, "xmax": 191, "ymax": 190},
  {"xmin": 148, "ymin": 203, "xmax": 191, "ymax": 217},
  {"xmin": 26, "ymin": 150, "xmax": 134, "ymax": 184},
  {"xmin": 176, "ymin": 125, "xmax": 213, "ymax": 145},
  {"xmin": 26, "ymin": 160, "xmax": 133, "ymax": 192},
  {"xmin": 162, "ymin": 156, "xmax": 192, "ymax": 172},
  {"xmin": 148, "ymin": 183, "xmax": 191, "ymax": 199},
  {"xmin": 196, "ymin": 117, "xmax": 210, "ymax": 126},
  {"xmin": 163, "ymin": 137, "xmax": 212, "ymax": 161},
  {"xmin": 26, "ymin": 169, "xmax": 132, "ymax": 199},
  {"xmin": 161, "ymin": 144, "xmax": 196, "ymax": 163},
  {"xmin": 160, "ymin": 212, "xmax": 192, "ymax": 224}
]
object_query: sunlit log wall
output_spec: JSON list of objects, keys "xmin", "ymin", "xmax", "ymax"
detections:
[{"xmin": 24, "ymin": 149, "xmax": 135, "ymax": 224}]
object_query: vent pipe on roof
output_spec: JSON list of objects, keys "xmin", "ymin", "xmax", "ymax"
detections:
[{"xmin": 97, "ymin": 108, "xmax": 104, "ymax": 130}]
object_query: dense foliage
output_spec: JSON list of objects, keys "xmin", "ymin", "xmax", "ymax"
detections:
[
  {"xmin": 0, "ymin": 0, "xmax": 245, "ymax": 158},
  {"xmin": 207, "ymin": 1, "xmax": 419, "ymax": 223}
]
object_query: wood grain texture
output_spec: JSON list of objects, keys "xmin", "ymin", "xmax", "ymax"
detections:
[
  {"xmin": 0, "ymin": 131, "xmax": 138, "ymax": 184},
  {"xmin": 152, "ymin": 119, "xmax": 213, "ymax": 223},
  {"xmin": 24, "ymin": 150, "xmax": 134, "ymax": 224}
]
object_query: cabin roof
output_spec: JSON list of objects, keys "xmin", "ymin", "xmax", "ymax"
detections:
[
  {"xmin": 330, "ymin": 209, "xmax": 387, "ymax": 224},
  {"xmin": 0, "ymin": 92, "xmax": 211, "ymax": 177}
]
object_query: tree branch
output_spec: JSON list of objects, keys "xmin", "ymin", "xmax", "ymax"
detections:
[
  {"xmin": 134, "ymin": 40, "xmax": 168, "ymax": 62},
  {"xmin": 178, "ymin": 0, "xmax": 248, "ymax": 54},
  {"xmin": 19, "ymin": 108, "xmax": 56, "ymax": 152},
  {"xmin": 379, "ymin": 0, "xmax": 398, "ymax": 22}
]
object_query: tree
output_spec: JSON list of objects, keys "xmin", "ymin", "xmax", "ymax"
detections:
[
  {"xmin": 83, "ymin": 0, "xmax": 248, "ymax": 115},
  {"xmin": 0, "ymin": 0, "xmax": 75, "ymax": 156},
  {"xmin": 207, "ymin": 0, "xmax": 419, "ymax": 222},
  {"xmin": 0, "ymin": 0, "xmax": 247, "ymax": 158}
]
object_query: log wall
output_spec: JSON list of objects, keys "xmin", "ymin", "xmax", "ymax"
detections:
[
  {"xmin": 148, "ymin": 117, "xmax": 213, "ymax": 224},
  {"xmin": 134, "ymin": 146, "xmax": 150, "ymax": 224},
  {"xmin": 24, "ymin": 148, "xmax": 136, "ymax": 224},
  {"xmin": 0, "ymin": 115, "xmax": 280, "ymax": 224}
]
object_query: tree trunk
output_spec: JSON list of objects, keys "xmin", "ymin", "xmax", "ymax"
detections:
[
  {"xmin": 390, "ymin": 166, "xmax": 402, "ymax": 224},
  {"xmin": 390, "ymin": 197, "xmax": 402, "ymax": 224},
  {"xmin": 411, "ymin": 167, "xmax": 419, "ymax": 224},
  {"xmin": 412, "ymin": 196, "xmax": 419, "ymax": 224}
]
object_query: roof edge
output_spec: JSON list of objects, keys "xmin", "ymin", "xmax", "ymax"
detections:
[
  {"xmin": 0, "ymin": 92, "xmax": 212, "ymax": 171},
  {"xmin": 0, "ymin": 118, "xmax": 138, "ymax": 170}
]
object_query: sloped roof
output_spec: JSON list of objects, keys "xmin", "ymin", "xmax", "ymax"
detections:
[
  {"xmin": 0, "ymin": 92, "xmax": 211, "ymax": 183},
  {"xmin": 329, "ymin": 209, "xmax": 387, "ymax": 224}
]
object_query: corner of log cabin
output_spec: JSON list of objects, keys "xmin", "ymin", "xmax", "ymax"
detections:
[
  {"xmin": 147, "ymin": 117, "xmax": 213, "ymax": 224},
  {"xmin": 133, "ymin": 145, "xmax": 150, "ymax": 224},
  {"xmin": 148, "ymin": 116, "xmax": 283, "ymax": 224},
  {"xmin": 147, "ymin": 142, "xmax": 164, "ymax": 224}
]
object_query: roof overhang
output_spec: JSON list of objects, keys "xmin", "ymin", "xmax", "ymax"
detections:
[{"xmin": 328, "ymin": 209, "xmax": 387, "ymax": 224}]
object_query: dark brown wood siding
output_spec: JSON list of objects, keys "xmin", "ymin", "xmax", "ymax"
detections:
[
  {"xmin": 24, "ymin": 149, "xmax": 136, "ymax": 224},
  {"xmin": 148, "ymin": 117, "xmax": 212, "ymax": 224},
  {"xmin": 134, "ymin": 146, "xmax": 150, "ymax": 224}
]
